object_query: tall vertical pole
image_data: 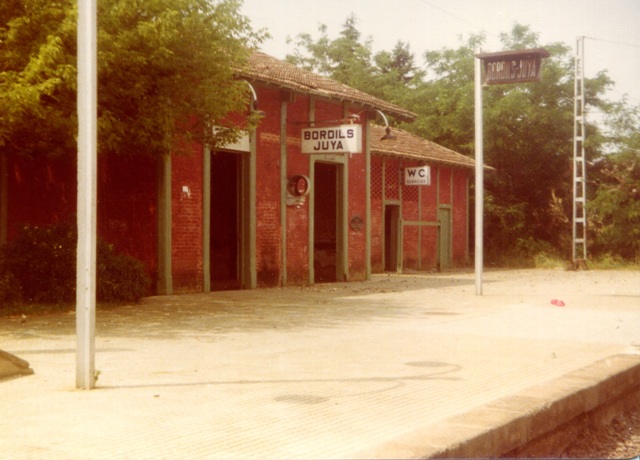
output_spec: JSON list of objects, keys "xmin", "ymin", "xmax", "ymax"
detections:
[
  {"xmin": 573, "ymin": 36, "xmax": 587, "ymax": 264},
  {"xmin": 76, "ymin": 0, "xmax": 98, "ymax": 389},
  {"xmin": 474, "ymin": 54, "xmax": 484, "ymax": 295}
]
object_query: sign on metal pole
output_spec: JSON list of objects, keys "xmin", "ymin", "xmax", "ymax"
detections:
[
  {"xmin": 474, "ymin": 48, "xmax": 549, "ymax": 296},
  {"xmin": 477, "ymin": 49, "xmax": 550, "ymax": 85},
  {"xmin": 76, "ymin": 0, "xmax": 98, "ymax": 389}
]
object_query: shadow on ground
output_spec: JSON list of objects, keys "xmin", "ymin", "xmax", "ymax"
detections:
[{"xmin": 2, "ymin": 273, "xmax": 476, "ymax": 339}]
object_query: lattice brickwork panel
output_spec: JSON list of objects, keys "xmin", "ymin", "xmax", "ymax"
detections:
[
  {"xmin": 385, "ymin": 159, "xmax": 400, "ymax": 200},
  {"xmin": 372, "ymin": 158, "xmax": 383, "ymax": 201},
  {"xmin": 403, "ymin": 184, "xmax": 419, "ymax": 202}
]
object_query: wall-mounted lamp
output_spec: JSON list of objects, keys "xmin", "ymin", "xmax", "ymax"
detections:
[
  {"xmin": 244, "ymin": 80, "xmax": 266, "ymax": 118},
  {"xmin": 356, "ymin": 109, "xmax": 396, "ymax": 141}
]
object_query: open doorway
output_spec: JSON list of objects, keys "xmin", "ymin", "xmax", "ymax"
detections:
[
  {"xmin": 384, "ymin": 204, "xmax": 400, "ymax": 272},
  {"xmin": 313, "ymin": 162, "xmax": 343, "ymax": 283},
  {"xmin": 210, "ymin": 151, "xmax": 241, "ymax": 290}
]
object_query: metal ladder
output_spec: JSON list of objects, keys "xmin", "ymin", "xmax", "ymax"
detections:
[{"xmin": 572, "ymin": 36, "xmax": 587, "ymax": 267}]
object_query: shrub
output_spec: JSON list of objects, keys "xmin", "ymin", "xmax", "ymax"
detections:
[
  {"xmin": 97, "ymin": 240, "xmax": 150, "ymax": 302},
  {"xmin": 2, "ymin": 222, "xmax": 150, "ymax": 305},
  {"xmin": 0, "ymin": 268, "xmax": 22, "ymax": 305},
  {"xmin": 3, "ymin": 223, "xmax": 77, "ymax": 304}
]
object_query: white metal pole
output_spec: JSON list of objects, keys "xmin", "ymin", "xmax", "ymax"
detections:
[
  {"xmin": 474, "ymin": 54, "xmax": 484, "ymax": 295},
  {"xmin": 76, "ymin": 0, "xmax": 98, "ymax": 389}
]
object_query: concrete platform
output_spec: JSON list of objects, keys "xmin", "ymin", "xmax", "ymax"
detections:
[{"xmin": 1, "ymin": 269, "xmax": 639, "ymax": 458}]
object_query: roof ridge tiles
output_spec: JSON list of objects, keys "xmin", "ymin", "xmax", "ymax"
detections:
[{"xmin": 236, "ymin": 51, "xmax": 416, "ymax": 123}]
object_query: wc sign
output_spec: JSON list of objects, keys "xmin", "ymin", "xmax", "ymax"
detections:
[{"xmin": 405, "ymin": 166, "xmax": 431, "ymax": 186}]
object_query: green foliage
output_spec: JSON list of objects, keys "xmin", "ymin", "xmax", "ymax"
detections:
[
  {"xmin": 287, "ymin": 15, "xmax": 374, "ymax": 88},
  {"xmin": 97, "ymin": 240, "xmax": 151, "ymax": 302},
  {"xmin": 1, "ymin": 222, "xmax": 151, "ymax": 305},
  {"xmin": 0, "ymin": 0, "xmax": 77, "ymax": 157},
  {"xmin": 588, "ymin": 100, "xmax": 640, "ymax": 261},
  {"xmin": 533, "ymin": 253, "xmax": 566, "ymax": 269},
  {"xmin": 287, "ymin": 18, "xmax": 634, "ymax": 266},
  {"xmin": 3, "ymin": 223, "xmax": 77, "ymax": 303},
  {"xmin": 0, "ymin": 0, "xmax": 266, "ymax": 159},
  {"xmin": 589, "ymin": 150, "xmax": 640, "ymax": 260},
  {"xmin": 286, "ymin": 15, "xmax": 423, "ymax": 109},
  {"xmin": 589, "ymin": 253, "xmax": 640, "ymax": 269},
  {"xmin": 97, "ymin": 0, "xmax": 266, "ymax": 156}
]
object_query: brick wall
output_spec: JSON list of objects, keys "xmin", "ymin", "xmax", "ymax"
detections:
[
  {"xmin": 7, "ymin": 152, "xmax": 159, "ymax": 290},
  {"xmin": 452, "ymin": 168, "xmax": 469, "ymax": 265},
  {"xmin": 284, "ymin": 94, "xmax": 311, "ymax": 285},
  {"xmin": 370, "ymin": 157, "xmax": 470, "ymax": 273},
  {"xmin": 255, "ymin": 87, "xmax": 283, "ymax": 286},
  {"xmin": 8, "ymin": 154, "xmax": 76, "ymax": 236},
  {"xmin": 370, "ymin": 157, "xmax": 384, "ymax": 272},
  {"xmin": 99, "ymin": 154, "xmax": 157, "ymax": 282},
  {"xmin": 171, "ymin": 142, "xmax": 204, "ymax": 292}
]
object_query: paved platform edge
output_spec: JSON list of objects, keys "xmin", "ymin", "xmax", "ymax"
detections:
[{"xmin": 354, "ymin": 352, "xmax": 640, "ymax": 459}]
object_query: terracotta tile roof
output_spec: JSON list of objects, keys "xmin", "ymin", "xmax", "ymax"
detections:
[
  {"xmin": 237, "ymin": 52, "xmax": 417, "ymax": 123},
  {"xmin": 370, "ymin": 125, "xmax": 483, "ymax": 169}
]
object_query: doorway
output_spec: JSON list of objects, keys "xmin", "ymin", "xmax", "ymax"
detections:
[
  {"xmin": 210, "ymin": 151, "xmax": 241, "ymax": 290},
  {"xmin": 313, "ymin": 162, "xmax": 344, "ymax": 283},
  {"xmin": 384, "ymin": 204, "xmax": 400, "ymax": 272}
]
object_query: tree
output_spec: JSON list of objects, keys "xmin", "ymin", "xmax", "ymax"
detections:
[
  {"xmin": 286, "ymin": 14, "xmax": 373, "ymax": 90},
  {"xmin": 0, "ymin": 0, "xmax": 265, "ymax": 160},
  {"xmin": 589, "ymin": 98, "xmax": 640, "ymax": 261},
  {"xmin": 286, "ymin": 15, "xmax": 422, "ymax": 109},
  {"xmin": 416, "ymin": 25, "xmax": 616, "ymax": 264},
  {"xmin": 288, "ymin": 18, "xmax": 621, "ymax": 265},
  {"xmin": 0, "ymin": 0, "xmax": 77, "ymax": 157},
  {"xmin": 98, "ymin": 0, "xmax": 265, "ymax": 157}
]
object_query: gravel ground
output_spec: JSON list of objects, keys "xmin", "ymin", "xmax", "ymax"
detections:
[{"xmin": 562, "ymin": 407, "xmax": 640, "ymax": 458}]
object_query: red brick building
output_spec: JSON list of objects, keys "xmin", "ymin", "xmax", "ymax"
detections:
[
  {"xmin": 369, "ymin": 125, "xmax": 476, "ymax": 273},
  {"xmin": 0, "ymin": 52, "xmax": 476, "ymax": 295}
]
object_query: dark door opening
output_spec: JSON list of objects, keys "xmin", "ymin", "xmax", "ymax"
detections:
[
  {"xmin": 313, "ymin": 162, "xmax": 338, "ymax": 283},
  {"xmin": 384, "ymin": 204, "xmax": 400, "ymax": 272},
  {"xmin": 210, "ymin": 151, "xmax": 241, "ymax": 290}
]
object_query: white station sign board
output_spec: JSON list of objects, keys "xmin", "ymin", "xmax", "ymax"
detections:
[
  {"xmin": 301, "ymin": 125, "xmax": 362, "ymax": 154},
  {"xmin": 404, "ymin": 166, "xmax": 431, "ymax": 186}
]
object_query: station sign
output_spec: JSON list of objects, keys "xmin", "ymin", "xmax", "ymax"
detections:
[
  {"xmin": 404, "ymin": 165, "xmax": 431, "ymax": 186},
  {"xmin": 476, "ymin": 48, "xmax": 550, "ymax": 85},
  {"xmin": 301, "ymin": 124, "xmax": 362, "ymax": 154}
]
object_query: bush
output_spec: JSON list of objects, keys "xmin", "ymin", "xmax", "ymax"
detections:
[
  {"xmin": 0, "ymin": 269, "xmax": 22, "ymax": 305},
  {"xmin": 3, "ymin": 223, "xmax": 77, "ymax": 304},
  {"xmin": 97, "ymin": 240, "xmax": 150, "ymax": 302},
  {"xmin": 1, "ymin": 222, "xmax": 150, "ymax": 305}
]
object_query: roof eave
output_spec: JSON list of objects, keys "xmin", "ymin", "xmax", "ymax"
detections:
[{"xmin": 236, "ymin": 68, "xmax": 417, "ymax": 123}]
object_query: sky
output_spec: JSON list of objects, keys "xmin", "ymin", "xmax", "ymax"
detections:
[{"xmin": 240, "ymin": 0, "xmax": 640, "ymax": 106}]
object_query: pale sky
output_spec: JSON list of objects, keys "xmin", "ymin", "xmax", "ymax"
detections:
[{"xmin": 240, "ymin": 0, "xmax": 640, "ymax": 107}]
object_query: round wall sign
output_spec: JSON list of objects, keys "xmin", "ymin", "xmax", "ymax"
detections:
[
  {"xmin": 350, "ymin": 215, "xmax": 364, "ymax": 231},
  {"xmin": 287, "ymin": 175, "xmax": 310, "ymax": 197}
]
